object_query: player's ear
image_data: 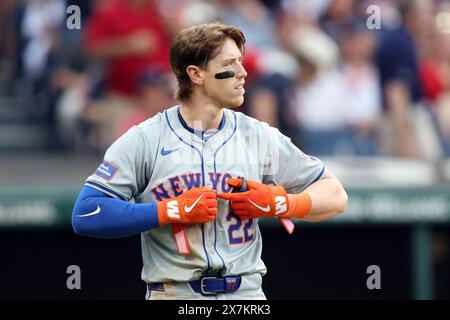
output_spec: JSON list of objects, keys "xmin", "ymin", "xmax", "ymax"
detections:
[{"xmin": 186, "ymin": 65, "xmax": 204, "ymax": 85}]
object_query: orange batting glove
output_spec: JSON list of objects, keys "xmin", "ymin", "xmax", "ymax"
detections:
[
  {"xmin": 157, "ymin": 187, "xmax": 218, "ymax": 226},
  {"xmin": 218, "ymin": 178, "xmax": 312, "ymax": 220}
]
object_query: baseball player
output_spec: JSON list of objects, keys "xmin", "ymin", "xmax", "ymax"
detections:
[{"xmin": 72, "ymin": 22, "xmax": 348, "ymax": 300}]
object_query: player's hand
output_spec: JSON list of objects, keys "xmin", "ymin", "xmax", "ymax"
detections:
[
  {"xmin": 157, "ymin": 187, "xmax": 217, "ymax": 226},
  {"xmin": 217, "ymin": 179, "xmax": 289, "ymax": 219}
]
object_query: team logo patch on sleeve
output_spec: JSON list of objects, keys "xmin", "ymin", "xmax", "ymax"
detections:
[{"xmin": 95, "ymin": 161, "xmax": 119, "ymax": 181}]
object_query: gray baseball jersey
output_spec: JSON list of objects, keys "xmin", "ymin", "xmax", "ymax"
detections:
[{"xmin": 85, "ymin": 105, "xmax": 325, "ymax": 284}]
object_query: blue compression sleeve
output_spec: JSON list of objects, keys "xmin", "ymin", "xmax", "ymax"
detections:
[{"xmin": 72, "ymin": 186, "xmax": 159, "ymax": 238}]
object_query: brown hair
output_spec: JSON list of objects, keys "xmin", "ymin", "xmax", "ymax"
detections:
[{"xmin": 170, "ymin": 22, "xmax": 246, "ymax": 101}]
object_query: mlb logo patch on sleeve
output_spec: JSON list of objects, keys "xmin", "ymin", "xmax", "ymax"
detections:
[{"xmin": 95, "ymin": 161, "xmax": 119, "ymax": 181}]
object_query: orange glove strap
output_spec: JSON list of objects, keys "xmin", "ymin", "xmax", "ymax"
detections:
[
  {"xmin": 286, "ymin": 193, "xmax": 312, "ymax": 219},
  {"xmin": 157, "ymin": 201, "xmax": 170, "ymax": 226},
  {"xmin": 157, "ymin": 201, "xmax": 190, "ymax": 254}
]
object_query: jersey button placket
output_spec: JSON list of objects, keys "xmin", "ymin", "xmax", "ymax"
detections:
[
  {"xmin": 205, "ymin": 146, "xmax": 213, "ymax": 188},
  {"xmin": 204, "ymin": 143, "xmax": 221, "ymax": 272},
  {"xmin": 204, "ymin": 145, "xmax": 213, "ymax": 168}
]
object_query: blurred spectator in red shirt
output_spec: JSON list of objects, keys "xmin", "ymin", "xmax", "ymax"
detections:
[
  {"xmin": 85, "ymin": 0, "xmax": 172, "ymax": 97},
  {"xmin": 83, "ymin": 0, "xmax": 173, "ymax": 149},
  {"xmin": 418, "ymin": 27, "xmax": 450, "ymax": 104},
  {"xmin": 418, "ymin": 1, "xmax": 450, "ymax": 156}
]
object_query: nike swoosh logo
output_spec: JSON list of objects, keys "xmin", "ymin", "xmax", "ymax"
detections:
[
  {"xmin": 248, "ymin": 199, "xmax": 271, "ymax": 213},
  {"xmin": 161, "ymin": 147, "xmax": 179, "ymax": 156},
  {"xmin": 77, "ymin": 205, "xmax": 101, "ymax": 217},
  {"xmin": 184, "ymin": 193, "xmax": 204, "ymax": 213}
]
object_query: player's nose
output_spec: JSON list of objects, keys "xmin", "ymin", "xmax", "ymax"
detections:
[{"xmin": 235, "ymin": 61, "xmax": 247, "ymax": 79}]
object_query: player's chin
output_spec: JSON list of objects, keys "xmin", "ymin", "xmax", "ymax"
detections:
[{"xmin": 224, "ymin": 95, "xmax": 245, "ymax": 109}]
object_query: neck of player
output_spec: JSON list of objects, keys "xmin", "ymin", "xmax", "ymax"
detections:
[{"xmin": 180, "ymin": 98, "xmax": 224, "ymax": 132}]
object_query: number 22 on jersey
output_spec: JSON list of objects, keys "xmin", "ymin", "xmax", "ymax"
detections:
[{"xmin": 226, "ymin": 212, "xmax": 254, "ymax": 245}]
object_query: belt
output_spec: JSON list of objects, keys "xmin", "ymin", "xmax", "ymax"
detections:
[{"xmin": 147, "ymin": 275, "xmax": 242, "ymax": 296}]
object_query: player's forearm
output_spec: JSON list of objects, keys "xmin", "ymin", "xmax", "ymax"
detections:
[
  {"xmin": 72, "ymin": 186, "xmax": 159, "ymax": 238},
  {"xmin": 289, "ymin": 176, "xmax": 348, "ymax": 222}
]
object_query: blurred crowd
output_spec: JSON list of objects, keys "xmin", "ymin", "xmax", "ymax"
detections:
[{"xmin": 1, "ymin": 0, "xmax": 450, "ymax": 160}]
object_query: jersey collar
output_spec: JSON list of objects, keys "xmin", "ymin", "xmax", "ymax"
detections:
[{"xmin": 177, "ymin": 106, "xmax": 226, "ymax": 142}]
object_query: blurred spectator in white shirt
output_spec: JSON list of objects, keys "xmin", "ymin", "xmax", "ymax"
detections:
[
  {"xmin": 288, "ymin": 26, "xmax": 348, "ymax": 155},
  {"xmin": 339, "ymin": 20, "xmax": 382, "ymax": 154},
  {"xmin": 288, "ymin": 24, "xmax": 381, "ymax": 156}
]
